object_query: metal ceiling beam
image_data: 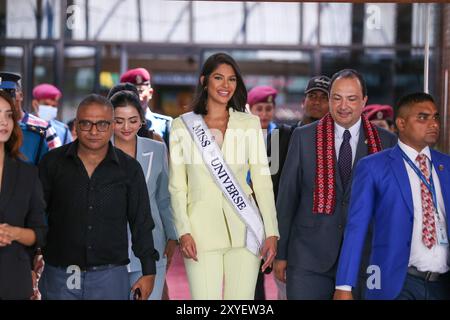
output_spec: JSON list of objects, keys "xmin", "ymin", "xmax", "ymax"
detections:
[{"xmin": 93, "ymin": 0, "xmax": 123, "ymax": 40}]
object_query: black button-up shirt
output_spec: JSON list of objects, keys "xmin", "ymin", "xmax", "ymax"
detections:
[{"xmin": 38, "ymin": 141, "xmax": 159, "ymax": 275}]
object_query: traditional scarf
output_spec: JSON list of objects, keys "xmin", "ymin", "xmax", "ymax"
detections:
[{"xmin": 313, "ymin": 113, "xmax": 382, "ymax": 214}]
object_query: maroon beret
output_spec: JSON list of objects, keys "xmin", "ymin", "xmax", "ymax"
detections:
[
  {"xmin": 120, "ymin": 68, "xmax": 151, "ymax": 85},
  {"xmin": 248, "ymin": 86, "xmax": 278, "ymax": 107},
  {"xmin": 32, "ymin": 84, "xmax": 62, "ymax": 100},
  {"xmin": 364, "ymin": 104, "xmax": 394, "ymax": 121}
]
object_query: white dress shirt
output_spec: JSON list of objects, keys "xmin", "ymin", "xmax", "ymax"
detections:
[
  {"xmin": 337, "ymin": 140, "xmax": 449, "ymax": 292},
  {"xmin": 334, "ymin": 118, "xmax": 361, "ymax": 166},
  {"xmin": 334, "ymin": 118, "xmax": 361, "ymax": 292},
  {"xmin": 398, "ymin": 140, "xmax": 449, "ymax": 274}
]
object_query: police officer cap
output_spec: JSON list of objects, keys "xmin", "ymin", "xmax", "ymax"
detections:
[
  {"xmin": 0, "ymin": 72, "xmax": 21, "ymax": 98},
  {"xmin": 248, "ymin": 86, "xmax": 278, "ymax": 107},
  {"xmin": 120, "ymin": 68, "xmax": 151, "ymax": 86},
  {"xmin": 305, "ymin": 75, "xmax": 331, "ymax": 95}
]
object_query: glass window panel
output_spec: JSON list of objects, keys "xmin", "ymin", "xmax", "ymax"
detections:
[
  {"xmin": 33, "ymin": 46, "xmax": 55, "ymax": 87},
  {"xmin": 88, "ymin": 0, "xmax": 139, "ymax": 41},
  {"xmin": 67, "ymin": 0, "xmax": 87, "ymax": 40},
  {"xmin": 6, "ymin": 0, "xmax": 60, "ymax": 39},
  {"xmin": 363, "ymin": 3, "xmax": 396, "ymax": 46},
  {"xmin": 69, "ymin": 0, "xmax": 139, "ymax": 41},
  {"xmin": 142, "ymin": 0, "xmax": 189, "ymax": 43},
  {"xmin": 246, "ymin": 2, "xmax": 299, "ymax": 45},
  {"xmin": 69, "ymin": 0, "xmax": 189, "ymax": 42},
  {"xmin": 194, "ymin": 2, "xmax": 243, "ymax": 43},
  {"xmin": 412, "ymin": 3, "xmax": 438, "ymax": 47},
  {"xmin": 41, "ymin": 0, "xmax": 61, "ymax": 39},
  {"xmin": 62, "ymin": 46, "xmax": 96, "ymax": 122},
  {"xmin": 0, "ymin": 46, "xmax": 23, "ymax": 74},
  {"xmin": 302, "ymin": 3, "xmax": 318, "ymax": 45},
  {"xmin": 99, "ymin": 45, "xmax": 120, "ymax": 96},
  {"xmin": 319, "ymin": 3, "xmax": 352, "ymax": 45}
]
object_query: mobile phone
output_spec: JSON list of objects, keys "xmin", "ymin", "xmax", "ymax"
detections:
[
  {"xmin": 133, "ymin": 288, "xmax": 141, "ymax": 300},
  {"xmin": 262, "ymin": 260, "xmax": 273, "ymax": 275}
]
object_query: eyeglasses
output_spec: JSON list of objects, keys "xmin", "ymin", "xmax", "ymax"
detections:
[{"xmin": 78, "ymin": 120, "xmax": 111, "ymax": 132}]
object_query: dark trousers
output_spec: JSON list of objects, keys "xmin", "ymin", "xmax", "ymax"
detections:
[
  {"xmin": 286, "ymin": 264, "xmax": 366, "ymax": 300},
  {"xmin": 254, "ymin": 261, "xmax": 265, "ymax": 300},
  {"xmin": 286, "ymin": 264, "xmax": 336, "ymax": 300},
  {"xmin": 39, "ymin": 264, "xmax": 130, "ymax": 300},
  {"xmin": 396, "ymin": 273, "xmax": 450, "ymax": 300}
]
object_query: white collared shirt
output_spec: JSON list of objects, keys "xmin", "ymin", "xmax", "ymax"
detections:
[
  {"xmin": 334, "ymin": 118, "xmax": 361, "ymax": 166},
  {"xmin": 398, "ymin": 140, "xmax": 449, "ymax": 273}
]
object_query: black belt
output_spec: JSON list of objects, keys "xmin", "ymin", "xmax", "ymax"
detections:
[
  {"xmin": 408, "ymin": 266, "xmax": 448, "ymax": 282},
  {"xmin": 53, "ymin": 263, "xmax": 124, "ymax": 272}
]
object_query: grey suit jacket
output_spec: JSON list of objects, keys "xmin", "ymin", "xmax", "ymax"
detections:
[
  {"xmin": 114, "ymin": 136, "xmax": 177, "ymax": 272},
  {"xmin": 276, "ymin": 121, "xmax": 397, "ymax": 273}
]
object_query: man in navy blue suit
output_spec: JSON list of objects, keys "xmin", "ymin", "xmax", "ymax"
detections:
[{"xmin": 334, "ymin": 92, "xmax": 450, "ymax": 300}]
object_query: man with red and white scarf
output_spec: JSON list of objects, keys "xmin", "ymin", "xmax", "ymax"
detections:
[{"xmin": 274, "ymin": 69, "xmax": 397, "ymax": 300}]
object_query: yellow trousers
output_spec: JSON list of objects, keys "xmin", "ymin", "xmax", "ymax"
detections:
[{"xmin": 184, "ymin": 247, "xmax": 260, "ymax": 300}]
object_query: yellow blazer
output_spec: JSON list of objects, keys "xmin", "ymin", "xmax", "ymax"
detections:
[{"xmin": 169, "ymin": 109, "xmax": 279, "ymax": 252}]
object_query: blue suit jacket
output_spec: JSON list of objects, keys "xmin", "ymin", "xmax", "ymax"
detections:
[{"xmin": 336, "ymin": 144, "xmax": 450, "ymax": 300}]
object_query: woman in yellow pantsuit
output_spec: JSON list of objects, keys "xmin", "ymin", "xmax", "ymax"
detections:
[{"xmin": 169, "ymin": 53, "xmax": 279, "ymax": 300}]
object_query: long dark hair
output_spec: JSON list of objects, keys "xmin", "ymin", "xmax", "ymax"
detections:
[
  {"xmin": 191, "ymin": 53, "xmax": 247, "ymax": 115},
  {"xmin": 0, "ymin": 91, "xmax": 23, "ymax": 159}
]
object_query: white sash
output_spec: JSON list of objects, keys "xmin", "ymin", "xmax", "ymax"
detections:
[{"xmin": 181, "ymin": 112, "xmax": 265, "ymax": 256}]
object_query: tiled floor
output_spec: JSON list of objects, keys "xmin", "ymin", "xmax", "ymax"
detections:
[{"xmin": 166, "ymin": 249, "xmax": 278, "ymax": 300}]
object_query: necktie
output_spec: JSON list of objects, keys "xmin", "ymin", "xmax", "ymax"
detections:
[
  {"xmin": 416, "ymin": 154, "xmax": 437, "ymax": 249},
  {"xmin": 338, "ymin": 130, "xmax": 352, "ymax": 189}
]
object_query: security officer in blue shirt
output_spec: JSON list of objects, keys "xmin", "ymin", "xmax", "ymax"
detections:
[
  {"xmin": 0, "ymin": 72, "xmax": 61, "ymax": 164},
  {"xmin": 32, "ymin": 83, "xmax": 73, "ymax": 145},
  {"xmin": 19, "ymin": 121, "xmax": 49, "ymax": 164}
]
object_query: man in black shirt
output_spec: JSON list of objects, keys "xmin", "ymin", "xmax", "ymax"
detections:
[{"xmin": 38, "ymin": 94, "xmax": 158, "ymax": 300}]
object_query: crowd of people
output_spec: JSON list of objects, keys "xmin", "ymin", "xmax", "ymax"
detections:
[{"xmin": 0, "ymin": 51, "xmax": 448, "ymax": 300}]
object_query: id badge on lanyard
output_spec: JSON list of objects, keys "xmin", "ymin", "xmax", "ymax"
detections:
[
  {"xmin": 427, "ymin": 170, "xmax": 448, "ymax": 246},
  {"xmin": 436, "ymin": 216, "xmax": 449, "ymax": 246}
]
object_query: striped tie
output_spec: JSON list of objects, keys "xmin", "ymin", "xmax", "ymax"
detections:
[{"xmin": 416, "ymin": 153, "xmax": 437, "ymax": 249}]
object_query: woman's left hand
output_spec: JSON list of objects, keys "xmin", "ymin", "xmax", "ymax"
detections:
[{"xmin": 260, "ymin": 236, "xmax": 278, "ymax": 273}]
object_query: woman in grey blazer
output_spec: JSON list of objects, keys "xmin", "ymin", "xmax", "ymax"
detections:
[{"xmin": 110, "ymin": 90, "xmax": 178, "ymax": 300}]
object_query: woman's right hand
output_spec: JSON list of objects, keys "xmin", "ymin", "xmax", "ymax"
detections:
[
  {"xmin": 179, "ymin": 233, "xmax": 198, "ymax": 261},
  {"xmin": 0, "ymin": 223, "xmax": 14, "ymax": 247}
]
